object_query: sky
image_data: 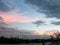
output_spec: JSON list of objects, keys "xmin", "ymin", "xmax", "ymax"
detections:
[{"xmin": 0, "ymin": 0, "xmax": 60, "ymax": 34}]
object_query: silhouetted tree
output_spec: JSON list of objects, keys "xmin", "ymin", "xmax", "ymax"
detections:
[{"xmin": 50, "ymin": 31, "xmax": 60, "ymax": 45}]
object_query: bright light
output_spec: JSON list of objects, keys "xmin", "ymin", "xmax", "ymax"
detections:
[{"xmin": 33, "ymin": 31, "xmax": 44, "ymax": 35}]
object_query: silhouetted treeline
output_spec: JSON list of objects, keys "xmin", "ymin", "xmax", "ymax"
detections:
[
  {"xmin": 0, "ymin": 36, "xmax": 42, "ymax": 44},
  {"xmin": 0, "ymin": 35, "xmax": 60, "ymax": 44}
]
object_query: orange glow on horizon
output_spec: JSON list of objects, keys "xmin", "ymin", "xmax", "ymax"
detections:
[
  {"xmin": 44, "ymin": 30, "xmax": 60, "ymax": 35},
  {"xmin": 33, "ymin": 31, "xmax": 44, "ymax": 35},
  {"xmin": 33, "ymin": 30, "xmax": 60, "ymax": 36}
]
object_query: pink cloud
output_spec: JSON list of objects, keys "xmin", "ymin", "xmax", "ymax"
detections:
[
  {"xmin": 44, "ymin": 30, "xmax": 60, "ymax": 35},
  {"xmin": 0, "ymin": 11, "xmax": 39, "ymax": 23}
]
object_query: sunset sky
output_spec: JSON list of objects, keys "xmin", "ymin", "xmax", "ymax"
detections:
[{"xmin": 0, "ymin": 0, "xmax": 60, "ymax": 34}]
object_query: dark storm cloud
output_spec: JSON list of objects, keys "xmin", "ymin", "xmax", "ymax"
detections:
[
  {"xmin": 25, "ymin": 0, "xmax": 60, "ymax": 18},
  {"xmin": 51, "ymin": 21, "xmax": 60, "ymax": 25},
  {"xmin": 0, "ymin": 16, "xmax": 8, "ymax": 27},
  {"xmin": 33, "ymin": 20, "xmax": 45, "ymax": 27},
  {"xmin": 0, "ymin": 17, "xmax": 3, "ymax": 21},
  {"xmin": 0, "ymin": 0, "xmax": 14, "ymax": 12}
]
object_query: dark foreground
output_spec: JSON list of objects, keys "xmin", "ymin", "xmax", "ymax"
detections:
[
  {"xmin": 0, "ymin": 36, "xmax": 60, "ymax": 45},
  {"xmin": 0, "ymin": 43, "xmax": 43, "ymax": 45}
]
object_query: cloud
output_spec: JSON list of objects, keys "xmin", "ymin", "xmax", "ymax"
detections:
[
  {"xmin": 44, "ymin": 30, "xmax": 60, "ymax": 35},
  {"xmin": 0, "ymin": 0, "xmax": 15, "ymax": 12},
  {"xmin": 0, "ymin": 16, "xmax": 8, "ymax": 27},
  {"xmin": 33, "ymin": 31, "xmax": 44, "ymax": 35},
  {"xmin": 0, "ymin": 10, "xmax": 39, "ymax": 23},
  {"xmin": 0, "ymin": 0, "xmax": 39, "ymax": 23},
  {"xmin": 0, "ymin": 16, "xmax": 3, "ymax": 21},
  {"xmin": 0, "ymin": 25, "xmax": 31, "ymax": 38},
  {"xmin": 51, "ymin": 21, "xmax": 60, "ymax": 25},
  {"xmin": 0, "ymin": 15, "xmax": 41, "ymax": 39},
  {"xmin": 33, "ymin": 20, "xmax": 45, "ymax": 27},
  {"xmin": 25, "ymin": 0, "xmax": 60, "ymax": 18}
]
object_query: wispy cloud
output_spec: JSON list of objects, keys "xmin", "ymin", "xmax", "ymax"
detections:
[
  {"xmin": 0, "ymin": 0, "xmax": 16, "ymax": 12},
  {"xmin": 0, "ymin": 9, "xmax": 39, "ymax": 23},
  {"xmin": 0, "ymin": 0, "xmax": 39, "ymax": 23}
]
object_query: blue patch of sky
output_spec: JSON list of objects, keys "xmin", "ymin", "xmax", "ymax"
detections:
[
  {"xmin": 14, "ymin": 0, "xmax": 31, "ymax": 12},
  {"xmin": 14, "ymin": 0, "xmax": 44, "ymax": 18}
]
